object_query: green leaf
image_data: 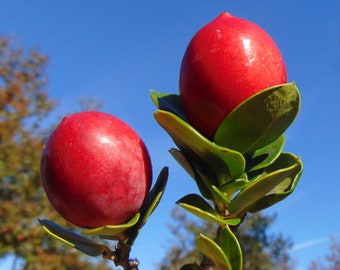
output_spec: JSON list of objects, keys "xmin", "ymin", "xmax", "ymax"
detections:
[
  {"xmin": 82, "ymin": 213, "xmax": 140, "ymax": 238},
  {"xmin": 220, "ymin": 226, "xmax": 243, "ymax": 270},
  {"xmin": 126, "ymin": 167, "xmax": 169, "ymax": 245},
  {"xmin": 177, "ymin": 194, "xmax": 240, "ymax": 226},
  {"xmin": 247, "ymin": 154, "xmax": 303, "ymax": 213},
  {"xmin": 150, "ymin": 89, "xmax": 168, "ymax": 108},
  {"xmin": 39, "ymin": 219, "xmax": 111, "ymax": 257},
  {"xmin": 214, "ymin": 83, "xmax": 300, "ymax": 153},
  {"xmin": 220, "ymin": 178, "xmax": 249, "ymax": 199},
  {"xmin": 138, "ymin": 166, "xmax": 169, "ymax": 227},
  {"xmin": 211, "ymin": 185, "xmax": 231, "ymax": 206},
  {"xmin": 154, "ymin": 110, "xmax": 245, "ymax": 184},
  {"xmin": 196, "ymin": 234, "xmax": 231, "ymax": 270},
  {"xmin": 170, "ymin": 149, "xmax": 196, "ymax": 179},
  {"xmin": 150, "ymin": 90, "xmax": 187, "ymax": 120},
  {"xmin": 177, "ymin": 194, "xmax": 221, "ymax": 223},
  {"xmin": 228, "ymin": 153, "xmax": 303, "ymax": 216},
  {"xmin": 195, "ymin": 168, "xmax": 231, "ymax": 205},
  {"xmin": 245, "ymin": 134, "xmax": 285, "ymax": 172},
  {"xmin": 170, "ymin": 149, "xmax": 213, "ymax": 199}
]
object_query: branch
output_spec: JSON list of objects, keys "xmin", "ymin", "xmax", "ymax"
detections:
[{"xmin": 102, "ymin": 241, "xmax": 139, "ymax": 270}]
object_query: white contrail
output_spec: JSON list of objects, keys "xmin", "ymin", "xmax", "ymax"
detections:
[
  {"xmin": 292, "ymin": 233, "xmax": 340, "ymax": 252},
  {"xmin": 292, "ymin": 236, "xmax": 330, "ymax": 251}
]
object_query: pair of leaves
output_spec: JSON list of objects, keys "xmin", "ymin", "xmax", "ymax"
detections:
[
  {"xmin": 40, "ymin": 167, "xmax": 169, "ymax": 255},
  {"xmin": 181, "ymin": 226, "xmax": 242, "ymax": 270},
  {"xmin": 197, "ymin": 226, "xmax": 242, "ymax": 270}
]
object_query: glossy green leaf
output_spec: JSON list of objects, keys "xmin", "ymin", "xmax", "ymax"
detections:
[
  {"xmin": 170, "ymin": 149, "xmax": 196, "ymax": 179},
  {"xmin": 154, "ymin": 110, "xmax": 245, "ymax": 184},
  {"xmin": 39, "ymin": 219, "xmax": 110, "ymax": 257},
  {"xmin": 245, "ymin": 134, "xmax": 285, "ymax": 172},
  {"xmin": 177, "ymin": 194, "xmax": 221, "ymax": 223},
  {"xmin": 82, "ymin": 213, "xmax": 140, "ymax": 238},
  {"xmin": 215, "ymin": 83, "xmax": 300, "ymax": 153},
  {"xmin": 228, "ymin": 153, "xmax": 302, "ymax": 216},
  {"xmin": 220, "ymin": 178, "xmax": 249, "ymax": 199},
  {"xmin": 196, "ymin": 233, "xmax": 232, "ymax": 270},
  {"xmin": 220, "ymin": 226, "xmax": 243, "ymax": 270},
  {"xmin": 150, "ymin": 90, "xmax": 187, "ymax": 121},
  {"xmin": 195, "ymin": 168, "xmax": 231, "ymax": 206},
  {"xmin": 177, "ymin": 194, "xmax": 240, "ymax": 226},
  {"xmin": 138, "ymin": 167, "xmax": 168, "ymax": 225},
  {"xmin": 126, "ymin": 167, "xmax": 169, "ymax": 245},
  {"xmin": 150, "ymin": 89, "xmax": 168, "ymax": 108},
  {"xmin": 170, "ymin": 149, "xmax": 213, "ymax": 199},
  {"xmin": 211, "ymin": 185, "xmax": 231, "ymax": 206},
  {"xmin": 247, "ymin": 154, "xmax": 303, "ymax": 213}
]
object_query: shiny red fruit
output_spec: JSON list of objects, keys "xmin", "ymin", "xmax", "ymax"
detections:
[
  {"xmin": 180, "ymin": 12, "xmax": 287, "ymax": 139},
  {"xmin": 41, "ymin": 111, "xmax": 152, "ymax": 229}
]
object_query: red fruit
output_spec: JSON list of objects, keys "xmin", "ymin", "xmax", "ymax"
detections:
[
  {"xmin": 41, "ymin": 111, "xmax": 152, "ymax": 229},
  {"xmin": 180, "ymin": 12, "xmax": 287, "ymax": 139}
]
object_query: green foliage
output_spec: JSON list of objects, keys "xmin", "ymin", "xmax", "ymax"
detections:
[
  {"xmin": 152, "ymin": 84, "xmax": 302, "ymax": 269},
  {"xmin": 0, "ymin": 36, "xmax": 111, "ymax": 269},
  {"xmin": 151, "ymin": 87, "xmax": 302, "ymax": 216},
  {"xmin": 195, "ymin": 233, "xmax": 232, "ymax": 270},
  {"xmin": 158, "ymin": 208, "xmax": 295, "ymax": 270}
]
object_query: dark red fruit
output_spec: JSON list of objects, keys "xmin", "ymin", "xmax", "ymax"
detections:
[
  {"xmin": 180, "ymin": 12, "xmax": 287, "ymax": 139},
  {"xmin": 41, "ymin": 111, "xmax": 152, "ymax": 228}
]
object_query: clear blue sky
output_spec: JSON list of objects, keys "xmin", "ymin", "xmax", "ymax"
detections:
[{"xmin": 1, "ymin": 1, "xmax": 340, "ymax": 269}]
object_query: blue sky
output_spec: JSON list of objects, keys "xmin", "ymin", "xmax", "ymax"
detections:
[{"xmin": 1, "ymin": 1, "xmax": 340, "ymax": 269}]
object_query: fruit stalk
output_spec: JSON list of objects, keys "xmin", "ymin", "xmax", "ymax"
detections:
[{"xmin": 110, "ymin": 241, "xmax": 139, "ymax": 270}]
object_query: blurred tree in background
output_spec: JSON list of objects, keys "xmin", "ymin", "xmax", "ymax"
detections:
[
  {"xmin": 158, "ymin": 208, "xmax": 295, "ymax": 270},
  {"xmin": 0, "ymin": 36, "xmax": 111, "ymax": 269},
  {"xmin": 309, "ymin": 237, "xmax": 340, "ymax": 270}
]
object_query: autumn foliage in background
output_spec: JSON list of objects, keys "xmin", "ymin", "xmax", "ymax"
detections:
[{"xmin": 0, "ymin": 37, "xmax": 110, "ymax": 270}]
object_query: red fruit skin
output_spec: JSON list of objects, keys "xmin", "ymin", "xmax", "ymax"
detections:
[
  {"xmin": 41, "ymin": 111, "xmax": 152, "ymax": 229},
  {"xmin": 180, "ymin": 12, "xmax": 287, "ymax": 139}
]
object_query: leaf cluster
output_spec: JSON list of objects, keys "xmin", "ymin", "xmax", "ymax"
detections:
[
  {"xmin": 151, "ymin": 83, "xmax": 303, "ymax": 269},
  {"xmin": 159, "ymin": 209, "xmax": 294, "ymax": 270}
]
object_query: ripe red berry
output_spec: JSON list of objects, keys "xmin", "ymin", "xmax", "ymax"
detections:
[
  {"xmin": 41, "ymin": 111, "xmax": 152, "ymax": 228},
  {"xmin": 180, "ymin": 12, "xmax": 287, "ymax": 139}
]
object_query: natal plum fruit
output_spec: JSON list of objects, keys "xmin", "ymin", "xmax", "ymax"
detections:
[
  {"xmin": 41, "ymin": 111, "xmax": 152, "ymax": 228},
  {"xmin": 180, "ymin": 12, "xmax": 287, "ymax": 139}
]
